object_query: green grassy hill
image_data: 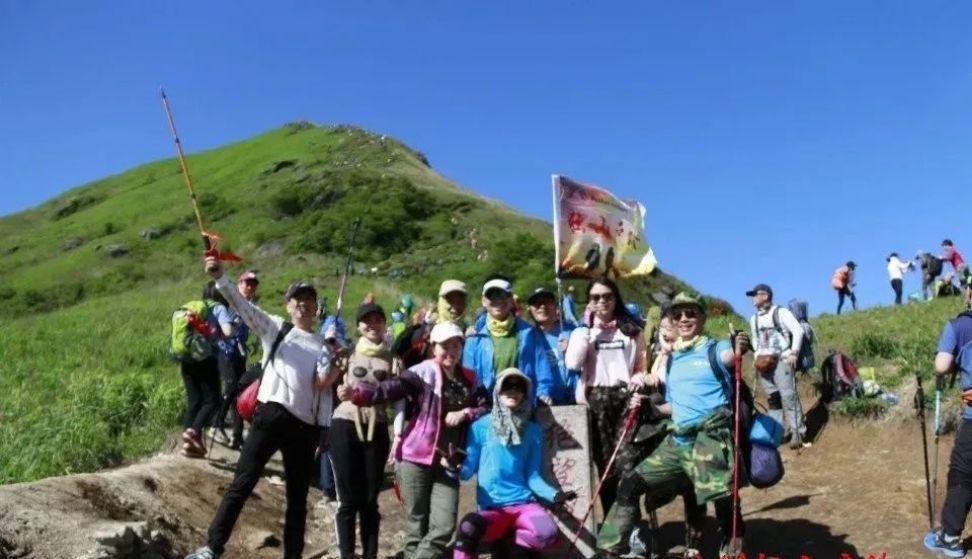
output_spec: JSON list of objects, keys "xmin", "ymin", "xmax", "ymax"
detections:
[{"xmin": 0, "ymin": 122, "xmax": 730, "ymax": 483}]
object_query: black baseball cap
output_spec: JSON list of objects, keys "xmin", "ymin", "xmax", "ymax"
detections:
[
  {"xmin": 285, "ymin": 281, "xmax": 317, "ymax": 301},
  {"xmin": 356, "ymin": 302, "xmax": 386, "ymax": 323},
  {"xmin": 745, "ymin": 283, "xmax": 773, "ymax": 298},
  {"xmin": 527, "ymin": 287, "xmax": 557, "ymax": 305}
]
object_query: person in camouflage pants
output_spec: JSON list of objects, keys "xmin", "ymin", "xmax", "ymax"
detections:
[{"xmin": 596, "ymin": 293, "xmax": 751, "ymax": 559}]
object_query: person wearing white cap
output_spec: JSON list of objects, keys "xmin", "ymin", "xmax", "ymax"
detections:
[
  {"xmin": 352, "ymin": 322, "xmax": 489, "ymax": 559},
  {"xmin": 392, "ymin": 279, "xmax": 470, "ymax": 369},
  {"xmin": 463, "ymin": 275, "xmax": 564, "ymax": 405}
]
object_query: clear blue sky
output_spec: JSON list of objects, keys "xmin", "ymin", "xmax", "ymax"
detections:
[{"xmin": 3, "ymin": 2, "xmax": 971, "ymax": 316}]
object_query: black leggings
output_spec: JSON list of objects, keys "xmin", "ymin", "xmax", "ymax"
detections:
[
  {"xmin": 329, "ymin": 418, "xmax": 391, "ymax": 559},
  {"xmin": 180, "ymin": 357, "xmax": 221, "ymax": 432},
  {"xmin": 836, "ymin": 287, "xmax": 856, "ymax": 315},
  {"xmin": 215, "ymin": 352, "xmax": 246, "ymax": 439},
  {"xmin": 942, "ymin": 419, "xmax": 972, "ymax": 537},
  {"xmin": 891, "ymin": 279, "xmax": 904, "ymax": 305}
]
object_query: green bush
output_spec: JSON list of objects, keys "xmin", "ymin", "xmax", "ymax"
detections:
[
  {"xmin": 851, "ymin": 332, "xmax": 897, "ymax": 360},
  {"xmin": 832, "ymin": 396, "xmax": 888, "ymax": 419}
]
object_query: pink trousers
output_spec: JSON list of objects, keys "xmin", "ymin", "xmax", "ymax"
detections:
[{"xmin": 453, "ymin": 502, "xmax": 559, "ymax": 559}]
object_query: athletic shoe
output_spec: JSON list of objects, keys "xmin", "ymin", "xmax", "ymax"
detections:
[
  {"xmin": 719, "ymin": 536, "xmax": 743, "ymax": 559},
  {"xmin": 185, "ymin": 545, "xmax": 219, "ymax": 559},
  {"xmin": 924, "ymin": 531, "xmax": 966, "ymax": 558},
  {"xmin": 180, "ymin": 442, "xmax": 206, "ymax": 459}
]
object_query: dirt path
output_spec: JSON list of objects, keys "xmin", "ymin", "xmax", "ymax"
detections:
[{"xmin": 0, "ymin": 399, "xmax": 954, "ymax": 559}]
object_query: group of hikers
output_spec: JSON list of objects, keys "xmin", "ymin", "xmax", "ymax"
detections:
[
  {"xmin": 832, "ymin": 238, "xmax": 970, "ymax": 315},
  {"xmin": 169, "ymin": 246, "xmax": 845, "ymax": 559}
]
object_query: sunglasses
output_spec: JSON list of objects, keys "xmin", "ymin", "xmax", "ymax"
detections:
[
  {"xmin": 589, "ymin": 293, "xmax": 614, "ymax": 303},
  {"xmin": 669, "ymin": 308, "xmax": 702, "ymax": 320},
  {"xmin": 501, "ymin": 381, "xmax": 527, "ymax": 393},
  {"xmin": 485, "ymin": 290, "xmax": 511, "ymax": 302}
]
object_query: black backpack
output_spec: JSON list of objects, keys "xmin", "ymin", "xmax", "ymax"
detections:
[{"xmin": 392, "ymin": 322, "xmax": 434, "ymax": 369}]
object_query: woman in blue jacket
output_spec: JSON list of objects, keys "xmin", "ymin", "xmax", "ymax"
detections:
[{"xmin": 450, "ymin": 368, "xmax": 576, "ymax": 559}]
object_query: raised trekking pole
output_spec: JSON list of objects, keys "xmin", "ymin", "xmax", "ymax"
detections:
[
  {"xmin": 916, "ymin": 373, "xmax": 935, "ymax": 531},
  {"xmin": 333, "ymin": 218, "xmax": 363, "ymax": 325},
  {"xmin": 570, "ymin": 405, "xmax": 640, "ymax": 549},
  {"xmin": 160, "ymin": 88, "xmax": 240, "ymax": 263}
]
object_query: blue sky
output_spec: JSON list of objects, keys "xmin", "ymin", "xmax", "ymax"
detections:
[{"xmin": 3, "ymin": 2, "xmax": 971, "ymax": 316}]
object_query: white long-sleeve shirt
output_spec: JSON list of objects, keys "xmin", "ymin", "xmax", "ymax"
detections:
[
  {"xmin": 887, "ymin": 256, "xmax": 911, "ymax": 281},
  {"xmin": 749, "ymin": 305, "xmax": 804, "ymax": 357},
  {"xmin": 215, "ymin": 276, "xmax": 333, "ymax": 427}
]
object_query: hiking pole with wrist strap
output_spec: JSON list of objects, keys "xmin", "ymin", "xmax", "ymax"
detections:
[
  {"xmin": 570, "ymin": 404, "xmax": 640, "ymax": 549},
  {"xmin": 729, "ymin": 336, "xmax": 744, "ymax": 558},
  {"xmin": 933, "ymin": 373, "xmax": 946, "ymax": 520},
  {"xmin": 916, "ymin": 373, "xmax": 935, "ymax": 531}
]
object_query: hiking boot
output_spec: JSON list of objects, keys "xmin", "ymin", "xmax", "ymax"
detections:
[
  {"xmin": 185, "ymin": 545, "xmax": 219, "ymax": 559},
  {"xmin": 180, "ymin": 442, "xmax": 206, "ymax": 458},
  {"xmin": 924, "ymin": 531, "xmax": 966, "ymax": 558}
]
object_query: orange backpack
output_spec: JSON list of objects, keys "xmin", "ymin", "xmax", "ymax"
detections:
[{"xmin": 831, "ymin": 266, "xmax": 849, "ymax": 289}]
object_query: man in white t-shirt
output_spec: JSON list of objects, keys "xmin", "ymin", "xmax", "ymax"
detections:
[{"xmin": 746, "ymin": 283, "xmax": 807, "ymax": 449}]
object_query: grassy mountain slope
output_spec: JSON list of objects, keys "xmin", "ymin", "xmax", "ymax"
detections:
[{"xmin": 0, "ymin": 122, "xmax": 729, "ymax": 483}]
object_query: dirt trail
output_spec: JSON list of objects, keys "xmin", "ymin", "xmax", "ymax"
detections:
[{"xmin": 0, "ymin": 393, "xmax": 954, "ymax": 559}]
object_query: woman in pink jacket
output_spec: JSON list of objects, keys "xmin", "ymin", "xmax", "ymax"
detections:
[{"xmin": 353, "ymin": 322, "xmax": 489, "ymax": 559}]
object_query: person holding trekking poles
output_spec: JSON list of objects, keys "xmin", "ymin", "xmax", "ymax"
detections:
[
  {"xmin": 594, "ymin": 293, "xmax": 751, "ymax": 559},
  {"xmin": 185, "ymin": 257, "xmax": 339, "ymax": 559},
  {"xmin": 746, "ymin": 283, "xmax": 807, "ymax": 449},
  {"xmin": 923, "ymin": 277, "xmax": 972, "ymax": 557}
]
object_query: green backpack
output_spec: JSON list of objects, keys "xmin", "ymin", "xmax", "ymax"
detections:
[{"xmin": 169, "ymin": 300, "xmax": 217, "ymax": 362}]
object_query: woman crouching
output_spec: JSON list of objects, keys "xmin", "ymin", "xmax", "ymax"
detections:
[{"xmin": 450, "ymin": 368, "xmax": 576, "ymax": 559}]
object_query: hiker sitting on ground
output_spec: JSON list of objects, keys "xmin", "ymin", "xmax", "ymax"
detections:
[
  {"xmin": 526, "ymin": 286, "xmax": 581, "ymax": 404},
  {"xmin": 186, "ymin": 257, "xmax": 339, "ymax": 559},
  {"xmin": 746, "ymin": 283, "xmax": 807, "ymax": 449},
  {"xmin": 463, "ymin": 275, "xmax": 564, "ymax": 405},
  {"xmin": 923, "ymin": 278, "xmax": 972, "ymax": 558},
  {"xmin": 565, "ymin": 277, "xmax": 648, "ymax": 513},
  {"xmin": 831, "ymin": 261, "xmax": 858, "ymax": 314},
  {"xmin": 451, "ymin": 368, "xmax": 576, "ymax": 559},
  {"xmin": 352, "ymin": 322, "xmax": 489, "ymax": 559},
  {"xmin": 331, "ymin": 302, "xmax": 402, "ymax": 559},
  {"xmin": 595, "ymin": 293, "xmax": 751, "ymax": 559},
  {"xmin": 886, "ymin": 253, "xmax": 914, "ymax": 306}
]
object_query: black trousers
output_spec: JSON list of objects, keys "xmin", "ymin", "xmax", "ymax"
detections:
[
  {"xmin": 891, "ymin": 279, "xmax": 904, "ymax": 305},
  {"xmin": 207, "ymin": 402, "xmax": 319, "ymax": 558},
  {"xmin": 215, "ymin": 351, "xmax": 247, "ymax": 439},
  {"xmin": 180, "ymin": 357, "xmax": 221, "ymax": 432},
  {"xmin": 942, "ymin": 418, "xmax": 972, "ymax": 537},
  {"xmin": 836, "ymin": 287, "xmax": 856, "ymax": 314},
  {"xmin": 329, "ymin": 418, "xmax": 391, "ymax": 559}
]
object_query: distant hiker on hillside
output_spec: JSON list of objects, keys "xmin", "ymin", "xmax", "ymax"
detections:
[
  {"xmin": 562, "ymin": 285, "xmax": 579, "ymax": 327},
  {"xmin": 565, "ymin": 277, "xmax": 648, "ymax": 512},
  {"xmin": 746, "ymin": 283, "xmax": 807, "ymax": 449},
  {"xmin": 177, "ymin": 281, "xmax": 224, "ymax": 458},
  {"xmin": 886, "ymin": 253, "xmax": 914, "ymax": 305},
  {"xmin": 923, "ymin": 278, "xmax": 972, "ymax": 558},
  {"xmin": 331, "ymin": 303, "xmax": 401, "ymax": 559},
  {"xmin": 463, "ymin": 275, "xmax": 563, "ymax": 405},
  {"xmin": 831, "ymin": 261, "xmax": 858, "ymax": 314},
  {"xmin": 450, "ymin": 368, "xmax": 575, "ymax": 559},
  {"xmin": 526, "ymin": 286, "xmax": 580, "ymax": 404},
  {"xmin": 212, "ymin": 270, "xmax": 259, "ymax": 450},
  {"xmin": 918, "ymin": 251, "xmax": 944, "ymax": 301},
  {"xmin": 941, "ymin": 239, "xmax": 970, "ymax": 284},
  {"xmin": 185, "ymin": 257, "xmax": 338, "ymax": 559},
  {"xmin": 393, "ymin": 279, "xmax": 469, "ymax": 369},
  {"xmin": 351, "ymin": 322, "xmax": 489, "ymax": 559},
  {"xmin": 595, "ymin": 293, "xmax": 750, "ymax": 559}
]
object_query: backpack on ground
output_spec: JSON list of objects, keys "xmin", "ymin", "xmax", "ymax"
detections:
[
  {"xmin": 787, "ymin": 298, "xmax": 816, "ymax": 371},
  {"xmin": 819, "ymin": 351, "xmax": 864, "ymax": 403},
  {"xmin": 668, "ymin": 342, "xmax": 785, "ymax": 489},
  {"xmin": 169, "ymin": 300, "xmax": 217, "ymax": 363}
]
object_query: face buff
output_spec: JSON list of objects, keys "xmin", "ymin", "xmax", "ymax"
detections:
[{"xmin": 491, "ymin": 375, "xmax": 533, "ymax": 446}]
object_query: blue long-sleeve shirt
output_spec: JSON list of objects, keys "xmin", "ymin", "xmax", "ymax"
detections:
[{"xmin": 460, "ymin": 415, "xmax": 558, "ymax": 509}]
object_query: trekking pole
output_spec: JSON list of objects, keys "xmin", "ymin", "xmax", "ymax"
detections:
[
  {"xmin": 570, "ymin": 405, "xmax": 640, "ymax": 549},
  {"xmin": 729, "ymin": 334, "xmax": 744, "ymax": 558},
  {"xmin": 160, "ymin": 88, "xmax": 240, "ymax": 262},
  {"xmin": 916, "ymin": 373, "xmax": 935, "ymax": 531},
  {"xmin": 333, "ymin": 218, "xmax": 363, "ymax": 323},
  {"xmin": 932, "ymin": 373, "xmax": 945, "ymax": 519}
]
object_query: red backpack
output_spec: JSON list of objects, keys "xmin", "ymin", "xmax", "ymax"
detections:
[{"xmin": 820, "ymin": 351, "xmax": 864, "ymax": 402}]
